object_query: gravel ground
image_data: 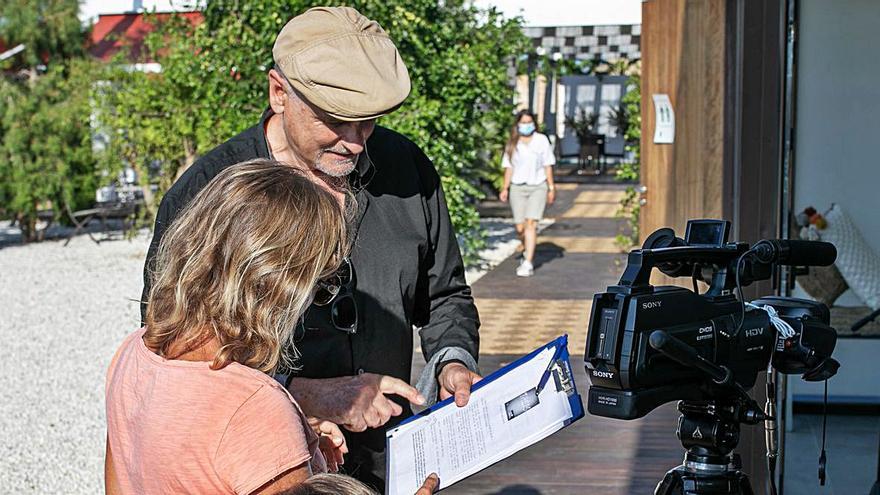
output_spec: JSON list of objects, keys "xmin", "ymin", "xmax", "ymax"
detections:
[
  {"xmin": 0, "ymin": 228, "xmax": 150, "ymax": 493},
  {"xmin": 0, "ymin": 217, "xmax": 545, "ymax": 493}
]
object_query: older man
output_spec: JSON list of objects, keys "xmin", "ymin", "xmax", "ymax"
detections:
[{"xmin": 141, "ymin": 6, "xmax": 480, "ymax": 489}]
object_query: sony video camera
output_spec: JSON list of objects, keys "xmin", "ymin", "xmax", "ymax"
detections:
[{"xmin": 584, "ymin": 219, "xmax": 840, "ymax": 421}]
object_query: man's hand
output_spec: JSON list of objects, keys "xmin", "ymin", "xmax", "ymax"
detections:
[
  {"xmin": 547, "ymin": 187, "xmax": 556, "ymax": 205},
  {"xmin": 499, "ymin": 189, "xmax": 509, "ymax": 203},
  {"xmin": 415, "ymin": 473, "xmax": 440, "ymax": 494},
  {"xmin": 307, "ymin": 418, "xmax": 347, "ymax": 472},
  {"xmin": 438, "ymin": 362, "xmax": 482, "ymax": 407},
  {"xmin": 290, "ymin": 374, "xmax": 425, "ymax": 432}
]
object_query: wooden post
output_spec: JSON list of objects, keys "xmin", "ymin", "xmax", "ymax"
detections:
[
  {"xmin": 641, "ymin": 1, "xmax": 786, "ymax": 492},
  {"xmin": 641, "ymin": 0, "xmax": 727, "ymax": 243},
  {"xmin": 723, "ymin": 1, "xmax": 785, "ymax": 492}
]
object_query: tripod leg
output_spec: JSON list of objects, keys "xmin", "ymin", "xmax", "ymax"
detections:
[
  {"xmin": 737, "ymin": 472, "xmax": 755, "ymax": 495},
  {"xmin": 655, "ymin": 468, "xmax": 684, "ymax": 495},
  {"xmin": 851, "ymin": 307, "xmax": 880, "ymax": 332},
  {"xmin": 869, "ymin": 428, "xmax": 880, "ymax": 495},
  {"xmin": 654, "ymin": 469, "xmax": 755, "ymax": 495}
]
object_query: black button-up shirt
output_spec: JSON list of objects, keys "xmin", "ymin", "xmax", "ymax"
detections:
[{"xmin": 141, "ymin": 111, "xmax": 480, "ymax": 472}]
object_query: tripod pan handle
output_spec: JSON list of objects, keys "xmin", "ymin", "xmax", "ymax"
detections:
[{"xmin": 649, "ymin": 330, "xmax": 733, "ymax": 385}]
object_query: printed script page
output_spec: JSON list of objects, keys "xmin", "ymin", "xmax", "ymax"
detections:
[{"xmin": 386, "ymin": 346, "xmax": 575, "ymax": 495}]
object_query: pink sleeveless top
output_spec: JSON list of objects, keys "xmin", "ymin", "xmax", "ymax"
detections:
[{"xmin": 105, "ymin": 328, "xmax": 325, "ymax": 494}]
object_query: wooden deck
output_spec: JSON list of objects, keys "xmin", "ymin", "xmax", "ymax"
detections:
[
  {"xmin": 411, "ymin": 183, "xmax": 684, "ymax": 494},
  {"xmin": 450, "ymin": 355, "xmax": 682, "ymax": 494}
]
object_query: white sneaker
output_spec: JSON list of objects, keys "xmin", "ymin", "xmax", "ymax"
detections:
[{"xmin": 516, "ymin": 260, "xmax": 534, "ymax": 277}]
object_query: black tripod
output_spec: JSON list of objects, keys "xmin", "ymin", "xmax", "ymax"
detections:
[
  {"xmin": 870, "ymin": 429, "xmax": 880, "ymax": 495},
  {"xmin": 851, "ymin": 307, "xmax": 880, "ymax": 333},
  {"xmin": 648, "ymin": 332, "xmax": 771, "ymax": 495},
  {"xmin": 655, "ymin": 399, "xmax": 767, "ymax": 495}
]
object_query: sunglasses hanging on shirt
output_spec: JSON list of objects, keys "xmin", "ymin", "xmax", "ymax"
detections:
[{"xmin": 313, "ymin": 257, "xmax": 358, "ymax": 334}]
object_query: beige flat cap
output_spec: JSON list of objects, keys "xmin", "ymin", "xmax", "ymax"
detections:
[{"xmin": 273, "ymin": 6, "xmax": 411, "ymax": 121}]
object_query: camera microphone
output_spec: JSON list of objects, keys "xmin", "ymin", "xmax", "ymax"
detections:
[{"xmin": 752, "ymin": 239, "xmax": 837, "ymax": 267}]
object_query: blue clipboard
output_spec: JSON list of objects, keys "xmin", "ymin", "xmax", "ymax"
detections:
[{"xmin": 385, "ymin": 335, "xmax": 584, "ymax": 489}]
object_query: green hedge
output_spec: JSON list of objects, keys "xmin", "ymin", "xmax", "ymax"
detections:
[
  {"xmin": 96, "ymin": 0, "xmax": 528, "ymax": 262},
  {"xmin": 0, "ymin": 0, "xmax": 98, "ymax": 242}
]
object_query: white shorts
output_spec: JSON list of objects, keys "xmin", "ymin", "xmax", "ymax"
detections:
[{"xmin": 509, "ymin": 183, "xmax": 548, "ymax": 224}]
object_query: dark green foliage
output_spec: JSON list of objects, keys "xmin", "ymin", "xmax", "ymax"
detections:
[
  {"xmin": 1, "ymin": 61, "xmax": 99, "ymax": 241},
  {"xmin": 615, "ymin": 74, "xmax": 642, "ymax": 249},
  {"xmin": 98, "ymin": 0, "xmax": 528, "ymax": 262},
  {"xmin": 0, "ymin": 0, "xmax": 98, "ymax": 242},
  {"xmin": 0, "ymin": 0, "xmax": 83, "ymax": 69},
  {"xmin": 564, "ymin": 107, "xmax": 600, "ymax": 144},
  {"xmin": 606, "ymin": 104, "xmax": 629, "ymax": 138}
]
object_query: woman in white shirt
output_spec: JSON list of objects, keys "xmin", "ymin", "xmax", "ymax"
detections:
[{"xmin": 499, "ymin": 110, "xmax": 557, "ymax": 277}]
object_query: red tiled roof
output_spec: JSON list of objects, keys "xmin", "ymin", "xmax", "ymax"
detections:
[{"xmin": 89, "ymin": 12, "xmax": 203, "ymax": 62}]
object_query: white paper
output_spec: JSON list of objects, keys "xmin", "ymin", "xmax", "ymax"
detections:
[
  {"xmin": 386, "ymin": 345, "xmax": 577, "ymax": 495},
  {"xmin": 652, "ymin": 93, "xmax": 675, "ymax": 144}
]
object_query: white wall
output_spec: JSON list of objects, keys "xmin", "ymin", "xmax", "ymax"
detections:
[
  {"xmin": 80, "ymin": 0, "xmax": 205, "ymax": 24},
  {"xmin": 794, "ymin": 0, "xmax": 880, "ymax": 306},
  {"xmin": 471, "ymin": 0, "xmax": 640, "ymax": 27},
  {"xmin": 81, "ymin": 1, "xmax": 642, "ymax": 28},
  {"xmin": 788, "ymin": 338, "xmax": 880, "ymax": 400}
]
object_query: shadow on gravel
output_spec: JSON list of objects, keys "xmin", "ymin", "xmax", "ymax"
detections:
[{"xmin": 0, "ymin": 220, "xmax": 137, "ymax": 250}]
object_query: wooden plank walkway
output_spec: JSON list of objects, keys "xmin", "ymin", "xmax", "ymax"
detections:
[{"xmin": 413, "ymin": 182, "xmax": 684, "ymax": 494}]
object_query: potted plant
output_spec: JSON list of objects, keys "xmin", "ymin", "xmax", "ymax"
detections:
[
  {"xmin": 565, "ymin": 106, "xmax": 604, "ymax": 171},
  {"xmin": 606, "ymin": 103, "xmax": 629, "ymax": 139}
]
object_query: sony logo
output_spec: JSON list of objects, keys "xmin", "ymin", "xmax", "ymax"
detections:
[
  {"xmin": 745, "ymin": 328, "xmax": 764, "ymax": 337},
  {"xmin": 592, "ymin": 370, "xmax": 615, "ymax": 379},
  {"xmin": 641, "ymin": 301, "xmax": 662, "ymax": 310}
]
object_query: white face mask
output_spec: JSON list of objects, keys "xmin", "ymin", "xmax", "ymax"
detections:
[{"xmin": 517, "ymin": 122, "xmax": 536, "ymax": 136}]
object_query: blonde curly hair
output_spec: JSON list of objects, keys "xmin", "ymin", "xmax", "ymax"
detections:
[{"xmin": 144, "ymin": 159, "xmax": 348, "ymax": 373}]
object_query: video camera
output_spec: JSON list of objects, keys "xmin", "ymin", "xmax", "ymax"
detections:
[
  {"xmin": 583, "ymin": 219, "xmax": 841, "ymax": 494},
  {"xmin": 585, "ymin": 219, "xmax": 839, "ymax": 419}
]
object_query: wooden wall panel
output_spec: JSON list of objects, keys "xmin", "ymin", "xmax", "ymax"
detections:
[
  {"xmin": 639, "ymin": 2, "xmax": 785, "ymax": 490},
  {"xmin": 641, "ymin": 0, "xmax": 727, "ymax": 242}
]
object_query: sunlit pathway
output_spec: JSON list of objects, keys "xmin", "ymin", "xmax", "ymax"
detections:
[{"xmin": 413, "ymin": 182, "xmax": 682, "ymax": 494}]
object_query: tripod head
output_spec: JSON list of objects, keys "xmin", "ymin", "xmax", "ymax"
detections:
[{"xmin": 650, "ymin": 331, "xmax": 767, "ymax": 495}]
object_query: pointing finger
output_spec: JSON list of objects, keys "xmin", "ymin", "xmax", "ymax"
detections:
[{"xmin": 379, "ymin": 375, "xmax": 425, "ymax": 405}]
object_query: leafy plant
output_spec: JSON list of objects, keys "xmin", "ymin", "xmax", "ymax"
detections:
[
  {"xmin": 0, "ymin": 0, "xmax": 98, "ymax": 242},
  {"xmin": 0, "ymin": 0, "xmax": 83, "ymax": 69},
  {"xmin": 606, "ymin": 104, "xmax": 629, "ymax": 138},
  {"xmin": 564, "ymin": 106, "xmax": 600, "ymax": 144},
  {"xmin": 603, "ymin": 58, "xmax": 638, "ymax": 77},
  {"xmin": 527, "ymin": 53, "xmax": 603, "ymax": 78},
  {"xmin": 95, "ymin": 12, "xmax": 216, "ymax": 223},
  {"xmin": 615, "ymin": 73, "xmax": 641, "ymax": 250},
  {"xmin": 97, "ymin": 0, "xmax": 528, "ymax": 264}
]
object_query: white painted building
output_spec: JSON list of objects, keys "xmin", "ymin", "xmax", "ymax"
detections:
[{"xmin": 79, "ymin": 0, "xmax": 204, "ymax": 24}]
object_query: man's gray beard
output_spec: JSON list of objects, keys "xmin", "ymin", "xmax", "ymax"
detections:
[{"xmin": 314, "ymin": 151, "xmax": 358, "ymax": 177}]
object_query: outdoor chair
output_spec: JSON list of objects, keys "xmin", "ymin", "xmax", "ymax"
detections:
[
  {"xmin": 63, "ymin": 184, "xmax": 143, "ymax": 246},
  {"xmin": 601, "ymin": 135, "xmax": 627, "ymax": 165}
]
